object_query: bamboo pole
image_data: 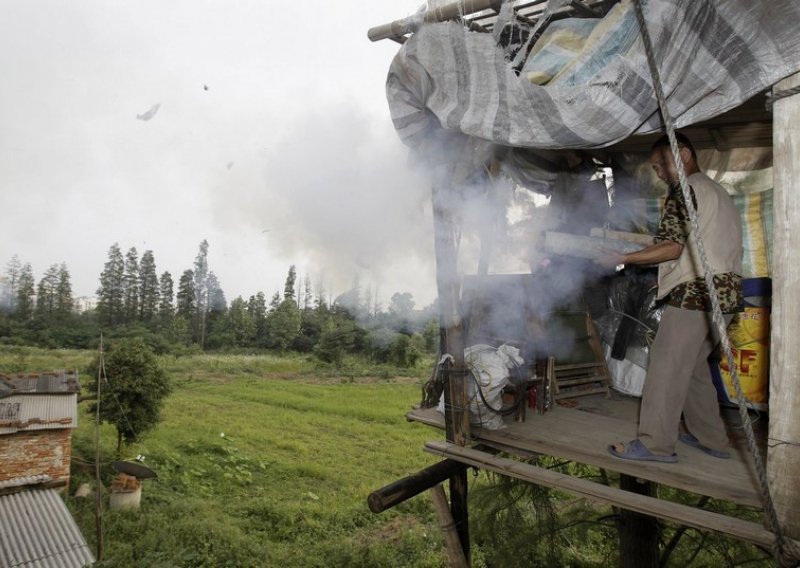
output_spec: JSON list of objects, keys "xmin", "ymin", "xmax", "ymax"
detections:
[
  {"xmin": 367, "ymin": 459, "xmax": 467, "ymax": 513},
  {"xmin": 430, "ymin": 485, "xmax": 470, "ymax": 568},
  {"xmin": 367, "ymin": 0, "xmax": 500, "ymax": 43},
  {"xmin": 432, "ymin": 180, "xmax": 471, "ymax": 563},
  {"xmin": 769, "ymin": 71, "xmax": 800, "ymax": 541}
]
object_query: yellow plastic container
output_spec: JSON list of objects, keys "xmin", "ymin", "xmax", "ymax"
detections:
[{"xmin": 719, "ymin": 305, "xmax": 770, "ymax": 410}]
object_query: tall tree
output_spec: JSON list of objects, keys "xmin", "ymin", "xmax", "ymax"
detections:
[
  {"xmin": 193, "ymin": 240, "xmax": 209, "ymax": 345},
  {"xmin": 247, "ymin": 292, "xmax": 268, "ymax": 346},
  {"xmin": 3, "ymin": 255, "xmax": 22, "ymax": 311},
  {"xmin": 138, "ymin": 250, "xmax": 159, "ymax": 323},
  {"xmin": 265, "ymin": 298, "xmax": 301, "ymax": 351},
  {"xmin": 14, "ymin": 263, "xmax": 35, "ymax": 322},
  {"xmin": 96, "ymin": 243, "xmax": 125, "ymax": 326},
  {"xmin": 303, "ymin": 274, "xmax": 313, "ymax": 311},
  {"xmin": 35, "ymin": 264, "xmax": 59, "ymax": 320},
  {"xmin": 122, "ymin": 247, "xmax": 140, "ymax": 323},
  {"xmin": 284, "ymin": 265, "xmax": 297, "ymax": 302},
  {"xmin": 157, "ymin": 271, "xmax": 175, "ymax": 324},
  {"xmin": 223, "ymin": 296, "xmax": 256, "ymax": 346},
  {"xmin": 176, "ymin": 269, "xmax": 195, "ymax": 322},
  {"xmin": 55, "ymin": 263, "xmax": 73, "ymax": 318}
]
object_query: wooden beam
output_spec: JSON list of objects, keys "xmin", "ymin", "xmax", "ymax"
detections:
[
  {"xmin": 430, "ymin": 485, "xmax": 470, "ymax": 568},
  {"xmin": 367, "ymin": 459, "xmax": 467, "ymax": 513},
  {"xmin": 367, "ymin": 0, "xmax": 499, "ymax": 42},
  {"xmin": 769, "ymin": 71, "xmax": 800, "ymax": 541},
  {"xmin": 424, "ymin": 441, "xmax": 791, "ymax": 550},
  {"xmin": 569, "ymin": 0, "xmax": 599, "ymax": 17},
  {"xmin": 431, "ymin": 180, "xmax": 471, "ymax": 563}
]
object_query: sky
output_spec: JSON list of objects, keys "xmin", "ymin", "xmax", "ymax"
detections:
[{"xmin": 0, "ymin": 1, "xmax": 437, "ymax": 309}]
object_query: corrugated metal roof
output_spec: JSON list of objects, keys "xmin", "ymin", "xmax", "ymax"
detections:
[
  {"xmin": 0, "ymin": 371, "xmax": 81, "ymax": 395},
  {"xmin": 0, "ymin": 395, "xmax": 78, "ymax": 435},
  {"xmin": 0, "ymin": 487, "xmax": 95, "ymax": 568},
  {"xmin": 0, "ymin": 476, "xmax": 51, "ymax": 491}
]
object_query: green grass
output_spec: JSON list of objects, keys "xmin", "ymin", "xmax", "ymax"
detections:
[{"xmin": 4, "ymin": 347, "xmax": 446, "ymax": 567}]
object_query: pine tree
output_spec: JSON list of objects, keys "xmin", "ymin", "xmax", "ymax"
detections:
[
  {"xmin": 3, "ymin": 255, "xmax": 22, "ymax": 311},
  {"xmin": 193, "ymin": 240, "xmax": 209, "ymax": 345},
  {"xmin": 35, "ymin": 264, "xmax": 59, "ymax": 320},
  {"xmin": 303, "ymin": 274, "xmax": 313, "ymax": 311},
  {"xmin": 14, "ymin": 263, "xmax": 35, "ymax": 322},
  {"xmin": 224, "ymin": 296, "xmax": 256, "ymax": 346},
  {"xmin": 122, "ymin": 247, "xmax": 140, "ymax": 323},
  {"xmin": 158, "ymin": 271, "xmax": 174, "ymax": 324},
  {"xmin": 284, "ymin": 265, "xmax": 297, "ymax": 302},
  {"xmin": 176, "ymin": 269, "xmax": 195, "ymax": 322},
  {"xmin": 96, "ymin": 243, "xmax": 125, "ymax": 326},
  {"xmin": 139, "ymin": 250, "xmax": 159, "ymax": 323},
  {"xmin": 55, "ymin": 263, "xmax": 73, "ymax": 318},
  {"xmin": 247, "ymin": 292, "xmax": 268, "ymax": 346}
]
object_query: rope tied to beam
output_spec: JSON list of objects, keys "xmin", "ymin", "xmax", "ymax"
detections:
[{"xmin": 632, "ymin": 1, "xmax": 800, "ymax": 566}]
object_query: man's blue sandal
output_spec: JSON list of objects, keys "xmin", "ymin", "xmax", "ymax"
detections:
[
  {"xmin": 678, "ymin": 433, "xmax": 731, "ymax": 459},
  {"xmin": 608, "ymin": 439, "xmax": 678, "ymax": 463}
]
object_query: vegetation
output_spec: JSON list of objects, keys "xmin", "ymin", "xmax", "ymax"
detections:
[
  {"xmin": 0, "ymin": 246, "xmax": 437, "ymax": 367},
  {"xmin": 86, "ymin": 338, "xmax": 172, "ymax": 452},
  {"xmin": 0, "ymin": 346, "xmax": 777, "ymax": 567}
]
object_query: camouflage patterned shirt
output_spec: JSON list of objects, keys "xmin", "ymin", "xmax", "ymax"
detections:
[{"xmin": 656, "ymin": 182, "xmax": 743, "ymax": 313}]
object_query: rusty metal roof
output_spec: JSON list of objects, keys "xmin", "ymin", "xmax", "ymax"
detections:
[
  {"xmin": 0, "ymin": 484, "xmax": 95, "ymax": 568},
  {"xmin": 0, "ymin": 371, "xmax": 81, "ymax": 395}
]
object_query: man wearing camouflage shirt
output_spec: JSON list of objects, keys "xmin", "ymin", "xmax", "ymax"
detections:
[{"xmin": 606, "ymin": 133, "xmax": 743, "ymax": 462}]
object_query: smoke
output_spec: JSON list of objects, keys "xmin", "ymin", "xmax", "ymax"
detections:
[{"xmin": 209, "ymin": 99, "xmax": 436, "ymax": 305}]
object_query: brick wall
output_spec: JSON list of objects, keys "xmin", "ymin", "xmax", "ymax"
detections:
[{"xmin": 0, "ymin": 429, "xmax": 73, "ymax": 485}]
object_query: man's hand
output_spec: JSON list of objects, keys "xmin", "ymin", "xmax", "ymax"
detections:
[{"xmin": 596, "ymin": 248, "xmax": 626, "ymax": 270}]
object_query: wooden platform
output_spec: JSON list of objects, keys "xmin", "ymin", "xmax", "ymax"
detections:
[{"xmin": 407, "ymin": 394, "xmax": 763, "ymax": 509}]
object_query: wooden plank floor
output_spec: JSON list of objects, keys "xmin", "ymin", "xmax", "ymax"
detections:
[{"xmin": 407, "ymin": 394, "xmax": 763, "ymax": 509}]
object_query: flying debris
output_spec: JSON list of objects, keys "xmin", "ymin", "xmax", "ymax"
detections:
[
  {"xmin": 203, "ymin": 84, "xmax": 209, "ymax": 91},
  {"xmin": 136, "ymin": 103, "xmax": 160, "ymax": 121}
]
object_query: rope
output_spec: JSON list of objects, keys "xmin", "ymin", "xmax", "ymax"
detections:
[
  {"xmin": 632, "ymin": 2, "xmax": 799, "ymax": 565},
  {"xmin": 766, "ymin": 85, "xmax": 800, "ymax": 110}
]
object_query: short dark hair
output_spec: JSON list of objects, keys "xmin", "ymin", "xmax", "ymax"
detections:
[{"xmin": 651, "ymin": 132, "xmax": 697, "ymax": 162}]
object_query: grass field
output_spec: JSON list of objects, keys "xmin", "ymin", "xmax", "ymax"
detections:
[{"xmin": 1, "ymin": 346, "xmax": 450, "ymax": 567}]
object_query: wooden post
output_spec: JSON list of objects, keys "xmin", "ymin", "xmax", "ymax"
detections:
[
  {"xmin": 432, "ymin": 181, "xmax": 471, "ymax": 563},
  {"xmin": 769, "ymin": 71, "xmax": 800, "ymax": 540},
  {"xmin": 367, "ymin": 459, "xmax": 467, "ymax": 513},
  {"xmin": 617, "ymin": 475, "xmax": 659, "ymax": 568},
  {"xmin": 431, "ymin": 485, "xmax": 470, "ymax": 568}
]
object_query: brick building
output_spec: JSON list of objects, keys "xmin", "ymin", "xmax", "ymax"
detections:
[{"xmin": 0, "ymin": 371, "xmax": 81, "ymax": 486}]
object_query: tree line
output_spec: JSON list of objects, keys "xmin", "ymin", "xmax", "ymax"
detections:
[{"xmin": 0, "ymin": 241, "xmax": 437, "ymax": 367}]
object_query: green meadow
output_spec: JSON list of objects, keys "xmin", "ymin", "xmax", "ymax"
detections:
[{"xmin": 2, "ymin": 347, "xmax": 448, "ymax": 567}]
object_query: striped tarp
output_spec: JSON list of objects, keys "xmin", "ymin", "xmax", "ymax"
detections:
[{"xmin": 387, "ymin": 0, "xmax": 800, "ymax": 154}]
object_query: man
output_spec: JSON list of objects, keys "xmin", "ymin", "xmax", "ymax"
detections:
[{"xmin": 605, "ymin": 133, "xmax": 743, "ymax": 462}]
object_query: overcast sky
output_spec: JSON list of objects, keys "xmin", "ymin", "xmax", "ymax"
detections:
[{"xmin": 0, "ymin": 1, "xmax": 438, "ymax": 308}]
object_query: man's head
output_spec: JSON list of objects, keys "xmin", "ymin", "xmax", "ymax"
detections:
[{"xmin": 649, "ymin": 133, "xmax": 699, "ymax": 184}]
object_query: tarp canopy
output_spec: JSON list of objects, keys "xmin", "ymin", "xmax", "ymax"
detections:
[{"xmin": 387, "ymin": 0, "xmax": 800, "ymax": 160}]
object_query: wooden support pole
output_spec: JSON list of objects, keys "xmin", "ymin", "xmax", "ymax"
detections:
[
  {"xmin": 769, "ymin": 71, "xmax": 800, "ymax": 541},
  {"xmin": 367, "ymin": 460, "xmax": 467, "ymax": 514},
  {"xmin": 432, "ymin": 181, "xmax": 470, "ymax": 447},
  {"xmin": 431, "ymin": 485, "xmax": 470, "ymax": 568},
  {"xmin": 367, "ymin": 0, "xmax": 499, "ymax": 42},
  {"xmin": 432, "ymin": 180, "xmax": 471, "ymax": 564}
]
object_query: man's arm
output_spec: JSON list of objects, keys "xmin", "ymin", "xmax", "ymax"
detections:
[
  {"xmin": 599, "ymin": 239, "xmax": 683, "ymax": 269},
  {"xmin": 622, "ymin": 239, "xmax": 683, "ymax": 265}
]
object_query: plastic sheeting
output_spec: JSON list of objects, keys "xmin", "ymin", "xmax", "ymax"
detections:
[{"xmin": 387, "ymin": 0, "xmax": 800, "ymax": 159}]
